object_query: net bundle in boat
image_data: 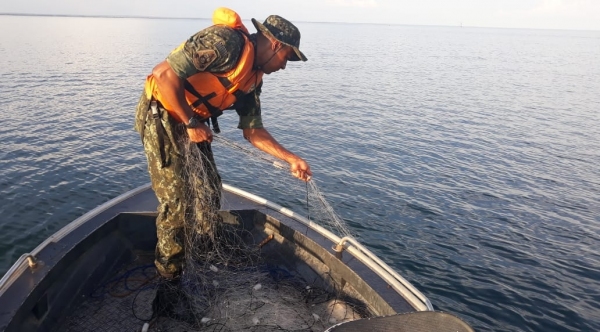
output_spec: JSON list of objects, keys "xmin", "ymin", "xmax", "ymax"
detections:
[{"xmin": 149, "ymin": 134, "xmax": 366, "ymax": 331}]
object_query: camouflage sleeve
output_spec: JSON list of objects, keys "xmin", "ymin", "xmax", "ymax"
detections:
[
  {"xmin": 235, "ymin": 81, "xmax": 263, "ymax": 129},
  {"xmin": 166, "ymin": 25, "xmax": 245, "ymax": 79}
]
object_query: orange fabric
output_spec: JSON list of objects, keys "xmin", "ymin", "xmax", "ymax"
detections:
[
  {"xmin": 212, "ymin": 7, "xmax": 249, "ymax": 35},
  {"xmin": 144, "ymin": 8, "xmax": 262, "ymax": 122}
]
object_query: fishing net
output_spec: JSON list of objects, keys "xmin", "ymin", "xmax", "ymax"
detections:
[{"xmin": 147, "ymin": 133, "xmax": 366, "ymax": 331}]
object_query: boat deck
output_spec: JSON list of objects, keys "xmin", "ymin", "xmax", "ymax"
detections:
[
  {"xmin": 59, "ymin": 251, "xmax": 157, "ymax": 331},
  {"xmin": 0, "ymin": 185, "xmax": 426, "ymax": 332}
]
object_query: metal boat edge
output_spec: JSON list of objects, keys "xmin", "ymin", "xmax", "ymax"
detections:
[
  {"xmin": 222, "ymin": 183, "xmax": 433, "ymax": 311},
  {"xmin": 0, "ymin": 183, "xmax": 434, "ymax": 331},
  {"xmin": 0, "ymin": 184, "xmax": 153, "ymax": 294}
]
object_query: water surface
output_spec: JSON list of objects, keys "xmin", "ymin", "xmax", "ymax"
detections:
[{"xmin": 1, "ymin": 15, "xmax": 599, "ymax": 331}]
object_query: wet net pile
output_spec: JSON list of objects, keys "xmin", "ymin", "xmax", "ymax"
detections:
[
  {"xmin": 153, "ymin": 133, "xmax": 366, "ymax": 331},
  {"xmin": 62, "ymin": 132, "xmax": 368, "ymax": 332}
]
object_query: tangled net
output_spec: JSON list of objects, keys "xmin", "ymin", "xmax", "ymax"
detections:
[{"xmin": 149, "ymin": 133, "xmax": 367, "ymax": 331}]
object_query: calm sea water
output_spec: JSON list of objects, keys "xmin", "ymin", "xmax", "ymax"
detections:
[{"xmin": 1, "ymin": 15, "xmax": 599, "ymax": 331}]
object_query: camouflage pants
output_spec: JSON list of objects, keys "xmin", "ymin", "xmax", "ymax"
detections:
[{"xmin": 134, "ymin": 92, "xmax": 222, "ymax": 278}]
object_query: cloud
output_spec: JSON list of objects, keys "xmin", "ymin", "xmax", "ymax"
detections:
[{"xmin": 326, "ymin": 0, "xmax": 378, "ymax": 8}]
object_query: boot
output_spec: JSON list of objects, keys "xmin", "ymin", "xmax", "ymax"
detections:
[
  {"xmin": 152, "ymin": 277, "xmax": 199, "ymax": 327},
  {"xmin": 152, "ymin": 277, "xmax": 180, "ymax": 319}
]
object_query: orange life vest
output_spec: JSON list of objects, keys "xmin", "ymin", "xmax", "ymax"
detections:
[{"xmin": 144, "ymin": 7, "xmax": 263, "ymax": 122}]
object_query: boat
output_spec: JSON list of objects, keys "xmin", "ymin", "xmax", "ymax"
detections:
[{"xmin": 0, "ymin": 183, "xmax": 474, "ymax": 331}]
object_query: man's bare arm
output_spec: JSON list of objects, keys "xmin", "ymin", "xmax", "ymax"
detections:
[
  {"xmin": 243, "ymin": 128, "xmax": 312, "ymax": 181},
  {"xmin": 152, "ymin": 61, "xmax": 213, "ymax": 142}
]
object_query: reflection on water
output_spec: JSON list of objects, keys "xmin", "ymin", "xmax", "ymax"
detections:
[{"xmin": 1, "ymin": 15, "xmax": 600, "ymax": 332}]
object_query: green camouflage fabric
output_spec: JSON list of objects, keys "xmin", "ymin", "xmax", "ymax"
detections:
[
  {"xmin": 166, "ymin": 25, "xmax": 263, "ymax": 129},
  {"xmin": 167, "ymin": 25, "xmax": 245, "ymax": 77},
  {"xmin": 251, "ymin": 15, "xmax": 307, "ymax": 62},
  {"xmin": 134, "ymin": 23, "xmax": 284, "ymax": 277},
  {"xmin": 134, "ymin": 92, "xmax": 221, "ymax": 278}
]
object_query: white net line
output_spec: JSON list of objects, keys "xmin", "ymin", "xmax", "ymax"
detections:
[
  {"xmin": 213, "ymin": 135, "xmax": 353, "ymax": 238},
  {"xmin": 151, "ymin": 133, "xmax": 364, "ymax": 331}
]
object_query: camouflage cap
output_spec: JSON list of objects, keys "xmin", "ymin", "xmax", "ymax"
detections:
[{"xmin": 251, "ymin": 15, "xmax": 307, "ymax": 62}]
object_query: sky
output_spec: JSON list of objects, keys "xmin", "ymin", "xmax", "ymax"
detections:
[{"xmin": 1, "ymin": 0, "xmax": 599, "ymax": 31}]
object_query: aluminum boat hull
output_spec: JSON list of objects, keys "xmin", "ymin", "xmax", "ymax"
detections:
[{"xmin": 0, "ymin": 184, "xmax": 434, "ymax": 331}]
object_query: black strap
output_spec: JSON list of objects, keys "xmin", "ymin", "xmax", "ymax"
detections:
[
  {"xmin": 217, "ymin": 76, "xmax": 253, "ymax": 100},
  {"xmin": 217, "ymin": 77, "xmax": 245, "ymax": 109},
  {"xmin": 208, "ymin": 116, "xmax": 221, "ymax": 134},
  {"xmin": 154, "ymin": 119, "xmax": 166, "ymax": 168},
  {"xmin": 140, "ymin": 104, "xmax": 149, "ymax": 144},
  {"xmin": 232, "ymin": 89, "xmax": 246, "ymax": 100},
  {"xmin": 217, "ymin": 76, "xmax": 233, "ymax": 89},
  {"xmin": 190, "ymin": 91, "xmax": 217, "ymax": 109},
  {"xmin": 150, "ymin": 100, "xmax": 167, "ymax": 168},
  {"xmin": 183, "ymin": 80, "xmax": 223, "ymax": 118}
]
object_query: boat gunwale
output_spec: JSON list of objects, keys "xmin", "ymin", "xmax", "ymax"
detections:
[
  {"xmin": 222, "ymin": 183, "xmax": 432, "ymax": 311},
  {"xmin": 0, "ymin": 185, "xmax": 153, "ymax": 296},
  {"xmin": 0, "ymin": 183, "xmax": 432, "ymax": 311}
]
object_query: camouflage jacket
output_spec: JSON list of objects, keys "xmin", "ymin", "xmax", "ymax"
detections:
[{"xmin": 167, "ymin": 25, "xmax": 263, "ymax": 129}]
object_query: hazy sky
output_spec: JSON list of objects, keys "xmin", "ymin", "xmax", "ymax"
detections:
[{"xmin": 1, "ymin": 0, "xmax": 599, "ymax": 30}]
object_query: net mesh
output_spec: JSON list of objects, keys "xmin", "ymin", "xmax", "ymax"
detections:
[
  {"xmin": 60, "ymin": 132, "xmax": 367, "ymax": 331},
  {"xmin": 213, "ymin": 135, "xmax": 352, "ymax": 238},
  {"xmin": 151, "ymin": 133, "xmax": 365, "ymax": 331}
]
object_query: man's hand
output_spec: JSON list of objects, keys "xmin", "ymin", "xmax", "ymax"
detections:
[
  {"xmin": 187, "ymin": 123, "xmax": 213, "ymax": 143},
  {"xmin": 243, "ymin": 128, "xmax": 313, "ymax": 182},
  {"xmin": 289, "ymin": 157, "xmax": 312, "ymax": 182}
]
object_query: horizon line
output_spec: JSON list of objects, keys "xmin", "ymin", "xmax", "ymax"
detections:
[{"xmin": 1, "ymin": 12, "xmax": 598, "ymax": 32}]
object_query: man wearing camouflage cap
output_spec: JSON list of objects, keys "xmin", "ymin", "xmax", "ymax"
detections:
[{"xmin": 134, "ymin": 8, "xmax": 312, "ymax": 321}]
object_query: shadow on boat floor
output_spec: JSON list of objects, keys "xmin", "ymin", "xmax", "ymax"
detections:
[{"xmin": 57, "ymin": 250, "xmax": 365, "ymax": 332}]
